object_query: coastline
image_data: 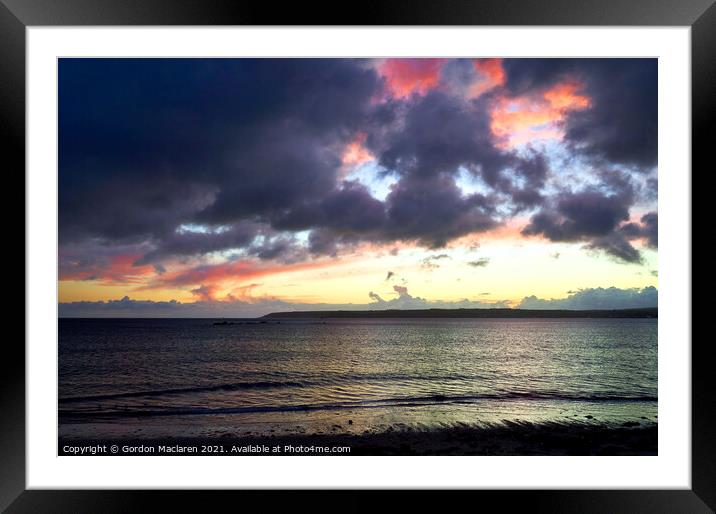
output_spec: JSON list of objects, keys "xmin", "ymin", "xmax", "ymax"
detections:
[
  {"xmin": 260, "ymin": 307, "xmax": 658, "ymax": 319},
  {"xmin": 58, "ymin": 420, "xmax": 657, "ymax": 456}
]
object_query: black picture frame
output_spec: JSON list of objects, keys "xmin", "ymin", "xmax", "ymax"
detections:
[{"xmin": 3, "ymin": 0, "xmax": 710, "ymax": 511}]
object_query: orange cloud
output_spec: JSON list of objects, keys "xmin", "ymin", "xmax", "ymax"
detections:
[
  {"xmin": 447, "ymin": 217, "xmax": 532, "ymax": 248},
  {"xmin": 489, "ymin": 79, "xmax": 591, "ymax": 148},
  {"xmin": 190, "ymin": 283, "xmax": 222, "ymax": 301},
  {"xmin": 469, "ymin": 58, "xmax": 506, "ymax": 97},
  {"xmin": 226, "ymin": 282, "xmax": 264, "ymax": 302},
  {"xmin": 59, "ymin": 253, "xmax": 155, "ymax": 285},
  {"xmin": 191, "ymin": 281, "xmax": 275, "ymax": 303},
  {"xmin": 378, "ymin": 59, "xmax": 446, "ymax": 99},
  {"xmin": 145, "ymin": 258, "xmax": 339, "ymax": 293},
  {"xmin": 544, "ymin": 81, "xmax": 591, "ymax": 110}
]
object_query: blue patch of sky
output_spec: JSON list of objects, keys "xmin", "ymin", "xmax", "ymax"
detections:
[
  {"xmin": 345, "ymin": 161, "xmax": 398, "ymax": 201},
  {"xmin": 455, "ymin": 166, "xmax": 494, "ymax": 196},
  {"xmin": 526, "ymin": 141, "xmax": 604, "ymax": 195},
  {"xmin": 294, "ymin": 230, "xmax": 311, "ymax": 245},
  {"xmin": 176, "ymin": 223, "xmax": 231, "ymax": 234}
]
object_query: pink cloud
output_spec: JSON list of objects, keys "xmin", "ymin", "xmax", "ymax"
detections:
[
  {"xmin": 341, "ymin": 132, "xmax": 374, "ymax": 167},
  {"xmin": 59, "ymin": 253, "xmax": 155, "ymax": 285},
  {"xmin": 378, "ymin": 59, "xmax": 446, "ymax": 99},
  {"xmin": 489, "ymin": 79, "xmax": 591, "ymax": 148},
  {"xmin": 469, "ymin": 58, "xmax": 506, "ymax": 97}
]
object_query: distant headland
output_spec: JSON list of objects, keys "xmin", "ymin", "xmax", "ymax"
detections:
[{"xmin": 261, "ymin": 307, "xmax": 657, "ymax": 319}]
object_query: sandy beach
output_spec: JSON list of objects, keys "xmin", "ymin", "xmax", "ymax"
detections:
[{"xmin": 59, "ymin": 420, "xmax": 657, "ymax": 456}]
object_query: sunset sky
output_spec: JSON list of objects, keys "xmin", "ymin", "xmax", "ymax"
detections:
[{"xmin": 58, "ymin": 58, "xmax": 657, "ymax": 317}]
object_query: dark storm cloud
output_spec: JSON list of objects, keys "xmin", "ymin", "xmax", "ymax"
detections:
[
  {"xmin": 642, "ymin": 177, "xmax": 658, "ymax": 202},
  {"xmin": 306, "ymin": 229, "xmax": 340, "ymax": 257},
  {"xmin": 248, "ymin": 236, "xmax": 310, "ymax": 263},
  {"xmin": 383, "ymin": 174, "xmax": 498, "ymax": 248},
  {"xmin": 522, "ymin": 171, "xmax": 634, "ymax": 254},
  {"xmin": 523, "ymin": 187, "xmax": 632, "ymax": 242},
  {"xmin": 565, "ymin": 61, "xmax": 657, "ymax": 170},
  {"xmin": 277, "ymin": 172, "xmax": 502, "ymax": 253},
  {"xmin": 620, "ymin": 212, "xmax": 658, "ymax": 248},
  {"xmin": 501, "ymin": 59, "xmax": 575, "ymax": 95},
  {"xmin": 586, "ymin": 234, "xmax": 643, "ymax": 264},
  {"xmin": 587, "ymin": 211, "xmax": 658, "ymax": 263},
  {"xmin": 521, "ymin": 170, "xmax": 654, "ymax": 263},
  {"xmin": 641, "ymin": 212, "xmax": 658, "ymax": 247},
  {"xmin": 133, "ymin": 222, "xmax": 261, "ymax": 266},
  {"xmin": 521, "ymin": 168, "xmax": 660, "ymax": 263},
  {"xmin": 502, "ymin": 59, "xmax": 657, "ymax": 170},
  {"xmin": 59, "ymin": 58, "xmax": 657, "ymax": 273},
  {"xmin": 505, "ymin": 153, "xmax": 549, "ymax": 211},
  {"xmin": 361, "ymin": 88, "xmax": 555, "ymax": 222},
  {"xmin": 61, "ymin": 59, "xmax": 511, "ymax": 264},
  {"xmin": 371, "ymin": 91, "xmax": 509, "ymax": 180},
  {"xmin": 271, "ymin": 181, "xmax": 386, "ymax": 234},
  {"xmin": 60, "ymin": 58, "xmax": 381, "ymax": 260},
  {"xmin": 59, "ymin": 179, "xmax": 219, "ymax": 244}
]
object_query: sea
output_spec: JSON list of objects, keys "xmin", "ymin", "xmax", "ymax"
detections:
[{"xmin": 58, "ymin": 317, "xmax": 657, "ymax": 439}]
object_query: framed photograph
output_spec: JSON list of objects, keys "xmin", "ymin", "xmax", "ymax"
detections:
[{"xmin": 5, "ymin": 0, "xmax": 711, "ymax": 510}]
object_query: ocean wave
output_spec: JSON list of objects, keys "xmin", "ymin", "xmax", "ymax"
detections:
[
  {"xmin": 58, "ymin": 391, "xmax": 657, "ymax": 420},
  {"xmin": 58, "ymin": 380, "xmax": 314, "ymax": 404},
  {"xmin": 58, "ymin": 373, "xmax": 490, "ymax": 404}
]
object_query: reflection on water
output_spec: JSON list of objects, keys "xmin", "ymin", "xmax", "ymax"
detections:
[{"xmin": 59, "ymin": 318, "xmax": 657, "ymax": 439}]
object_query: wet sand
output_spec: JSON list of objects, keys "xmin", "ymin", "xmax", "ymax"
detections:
[{"xmin": 58, "ymin": 420, "xmax": 657, "ymax": 456}]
